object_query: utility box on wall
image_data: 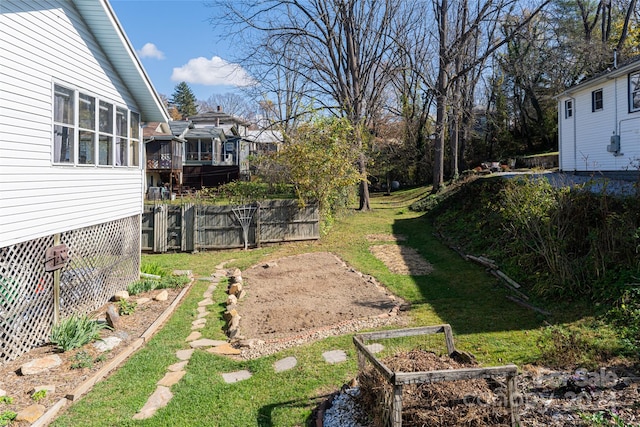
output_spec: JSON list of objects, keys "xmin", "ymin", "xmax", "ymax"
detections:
[{"xmin": 607, "ymin": 135, "xmax": 621, "ymax": 154}]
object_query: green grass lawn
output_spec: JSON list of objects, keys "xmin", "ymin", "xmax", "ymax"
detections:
[{"xmin": 52, "ymin": 187, "xmax": 558, "ymax": 427}]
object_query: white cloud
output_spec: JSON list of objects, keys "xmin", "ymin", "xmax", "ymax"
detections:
[
  {"xmin": 138, "ymin": 43, "xmax": 165, "ymax": 60},
  {"xmin": 171, "ymin": 56, "xmax": 255, "ymax": 87}
]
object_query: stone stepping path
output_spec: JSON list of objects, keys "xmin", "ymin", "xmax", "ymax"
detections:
[{"xmin": 133, "ymin": 264, "xmax": 354, "ymax": 420}]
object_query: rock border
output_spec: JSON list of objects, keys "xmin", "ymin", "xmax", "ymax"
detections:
[{"xmin": 31, "ymin": 274, "xmax": 194, "ymax": 427}]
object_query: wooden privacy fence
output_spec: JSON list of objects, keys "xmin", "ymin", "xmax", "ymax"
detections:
[
  {"xmin": 142, "ymin": 200, "xmax": 320, "ymax": 252},
  {"xmin": 353, "ymin": 325, "xmax": 521, "ymax": 427}
]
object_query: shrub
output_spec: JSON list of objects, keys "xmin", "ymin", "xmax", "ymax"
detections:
[
  {"xmin": 31, "ymin": 390, "xmax": 47, "ymax": 402},
  {"xmin": 607, "ymin": 286, "xmax": 640, "ymax": 354},
  {"xmin": 50, "ymin": 314, "xmax": 111, "ymax": 352},
  {"xmin": 117, "ymin": 299, "xmax": 137, "ymax": 315},
  {"xmin": 140, "ymin": 262, "xmax": 168, "ymax": 277},
  {"xmin": 128, "ymin": 278, "xmax": 159, "ymax": 295},
  {"xmin": 0, "ymin": 411, "xmax": 16, "ymax": 427}
]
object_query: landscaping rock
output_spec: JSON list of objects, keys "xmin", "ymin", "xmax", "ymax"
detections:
[
  {"xmin": 154, "ymin": 290, "xmax": 168, "ymax": 301},
  {"xmin": 15, "ymin": 404, "xmax": 46, "ymax": 423},
  {"xmin": 228, "ymin": 282, "xmax": 243, "ymax": 296},
  {"xmin": 20, "ymin": 355, "xmax": 62, "ymax": 375},
  {"xmin": 236, "ymin": 338, "xmax": 265, "ymax": 348},
  {"xmin": 93, "ymin": 336, "xmax": 122, "ymax": 352},
  {"xmin": 113, "ymin": 290, "xmax": 129, "ymax": 301},
  {"xmin": 322, "ymin": 350, "xmax": 347, "ymax": 364},
  {"xmin": 223, "ymin": 309, "xmax": 238, "ymax": 321},
  {"xmin": 196, "ymin": 311, "xmax": 209, "ymax": 319},
  {"xmin": 173, "ymin": 270, "xmax": 192, "ymax": 277},
  {"xmin": 0, "ymin": 388, "xmax": 6, "ymax": 397},
  {"xmin": 237, "ymin": 289, "xmax": 247, "ymax": 300},
  {"xmin": 136, "ymin": 297, "xmax": 152, "ymax": 305},
  {"xmin": 106, "ymin": 304, "xmax": 120, "ymax": 329},
  {"xmin": 229, "ymin": 268, "xmax": 242, "ymax": 278},
  {"xmin": 226, "ymin": 294, "xmax": 238, "ymax": 306},
  {"xmin": 191, "ymin": 318, "xmax": 206, "ymax": 327},
  {"xmin": 198, "ymin": 298, "xmax": 214, "ymax": 307}
]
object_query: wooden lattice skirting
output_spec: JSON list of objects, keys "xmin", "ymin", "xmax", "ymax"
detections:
[{"xmin": 0, "ymin": 215, "xmax": 140, "ymax": 363}]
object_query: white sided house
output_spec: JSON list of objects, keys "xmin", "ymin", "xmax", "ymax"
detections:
[
  {"xmin": 0, "ymin": 0, "xmax": 169, "ymax": 361},
  {"xmin": 558, "ymin": 56, "xmax": 640, "ymax": 179}
]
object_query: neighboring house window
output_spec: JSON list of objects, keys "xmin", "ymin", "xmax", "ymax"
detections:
[
  {"xmin": 565, "ymin": 99, "xmax": 573, "ymax": 118},
  {"xmin": 53, "ymin": 83, "xmax": 140, "ymax": 167},
  {"xmin": 592, "ymin": 89, "xmax": 603, "ymax": 112},
  {"xmin": 630, "ymin": 71, "xmax": 640, "ymax": 112}
]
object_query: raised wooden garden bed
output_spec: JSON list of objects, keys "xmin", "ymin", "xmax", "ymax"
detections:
[{"xmin": 353, "ymin": 324, "xmax": 520, "ymax": 427}]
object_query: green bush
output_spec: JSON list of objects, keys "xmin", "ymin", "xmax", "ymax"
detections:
[
  {"xmin": 128, "ymin": 278, "xmax": 158, "ymax": 295},
  {"xmin": 0, "ymin": 411, "xmax": 16, "ymax": 427},
  {"xmin": 50, "ymin": 314, "xmax": 111, "ymax": 352},
  {"xmin": 607, "ymin": 286, "xmax": 640, "ymax": 354},
  {"xmin": 140, "ymin": 262, "xmax": 168, "ymax": 277},
  {"xmin": 117, "ymin": 299, "xmax": 137, "ymax": 315}
]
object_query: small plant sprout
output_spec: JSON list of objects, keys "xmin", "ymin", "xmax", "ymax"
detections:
[{"xmin": 31, "ymin": 389, "xmax": 47, "ymax": 402}]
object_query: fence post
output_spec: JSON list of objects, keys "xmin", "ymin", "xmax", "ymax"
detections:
[
  {"xmin": 255, "ymin": 202, "xmax": 261, "ymax": 248},
  {"xmin": 182, "ymin": 203, "xmax": 195, "ymax": 252},
  {"xmin": 153, "ymin": 203, "xmax": 168, "ymax": 253}
]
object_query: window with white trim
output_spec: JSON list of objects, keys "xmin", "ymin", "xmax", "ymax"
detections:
[
  {"xmin": 592, "ymin": 89, "xmax": 603, "ymax": 112},
  {"xmin": 53, "ymin": 83, "xmax": 140, "ymax": 167},
  {"xmin": 565, "ymin": 99, "xmax": 573, "ymax": 118},
  {"xmin": 630, "ymin": 71, "xmax": 640, "ymax": 112}
]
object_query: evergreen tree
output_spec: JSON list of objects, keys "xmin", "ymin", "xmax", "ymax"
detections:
[{"xmin": 170, "ymin": 82, "xmax": 197, "ymax": 119}]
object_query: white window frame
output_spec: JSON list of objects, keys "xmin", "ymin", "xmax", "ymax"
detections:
[
  {"xmin": 52, "ymin": 82, "xmax": 140, "ymax": 168},
  {"xmin": 565, "ymin": 99, "xmax": 573, "ymax": 119},
  {"xmin": 592, "ymin": 89, "xmax": 603, "ymax": 112},
  {"xmin": 630, "ymin": 71, "xmax": 640, "ymax": 113}
]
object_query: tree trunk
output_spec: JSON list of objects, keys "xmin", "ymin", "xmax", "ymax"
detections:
[{"xmin": 432, "ymin": 0, "xmax": 448, "ymax": 193}]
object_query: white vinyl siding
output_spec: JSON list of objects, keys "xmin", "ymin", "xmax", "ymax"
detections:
[
  {"xmin": 558, "ymin": 67, "xmax": 640, "ymax": 174},
  {"xmin": 0, "ymin": 1, "xmax": 144, "ymax": 247}
]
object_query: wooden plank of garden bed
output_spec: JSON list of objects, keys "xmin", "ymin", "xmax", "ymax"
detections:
[
  {"xmin": 353, "ymin": 335, "xmax": 394, "ymax": 381},
  {"xmin": 394, "ymin": 364, "xmax": 518, "ymax": 385},
  {"xmin": 356, "ymin": 325, "xmax": 456, "ymax": 355}
]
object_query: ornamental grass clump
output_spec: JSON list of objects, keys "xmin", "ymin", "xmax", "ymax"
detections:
[{"xmin": 50, "ymin": 314, "xmax": 111, "ymax": 352}]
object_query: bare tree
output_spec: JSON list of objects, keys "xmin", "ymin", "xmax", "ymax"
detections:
[
  {"xmin": 199, "ymin": 92, "xmax": 256, "ymax": 120},
  {"xmin": 214, "ymin": 0, "xmax": 405, "ymax": 211},
  {"xmin": 430, "ymin": 0, "xmax": 551, "ymax": 193}
]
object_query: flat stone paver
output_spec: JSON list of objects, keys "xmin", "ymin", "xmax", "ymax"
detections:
[
  {"xmin": 167, "ymin": 361, "xmax": 188, "ymax": 372},
  {"xmin": 176, "ymin": 349, "xmax": 194, "ymax": 361},
  {"xmin": 185, "ymin": 331, "xmax": 202, "ymax": 342},
  {"xmin": 157, "ymin": 370, "xmax": 186, "ymax": 387},
  {"xmin": 274, "ymin": 356, "xmax": 297, "ymax": 373},
  {"xmin": 365, "ymin": 343, "xmax": 385, "ymax": 354},
  {"xmin": 198, "ymin": 298, "xmax": 214, "ymax": 307},
  {"xmin": 190, "ymin": 339, "xmax": 227, "ymax": 349},
  {"xmin": 132, "ymin": 386, "xmax": 173, "ymax": 420},
  {"xmin": 322, "ymin": 350, "xmax": 347, "ymax": 364},
  {"xmin": 192, "ymin": 318, "xmax": 207, "ymax": 327},
  {"xmin": 197, "ymin": 311, "xmax": 209, "ymax": 319},
  {"xmin": 196, "ymin": 306, "xmax": 208, "ymax": 314},
  {"xmin": 221, "ymin": 370, "xmax": 252, "ymax": 383},
  {"xmin": 207, "ymin": 343, "xmax": 241, "ymax": 355}
]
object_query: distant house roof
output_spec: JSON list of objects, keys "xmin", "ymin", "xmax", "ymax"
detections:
[
  {"xmin": 144, "ymin": 122, "xmax": 185, "ymax": 142},
  {"xmin": 184, "ymin": 126, "xmax": 227, "ymax": 141},
  {"xmin": 168, "ymin": 121, "xmax": 193, "ymax": 138},
  {"xmin": 72, "ymin": 0, "xmax": 169, "ymax": 122},
  {"xmin": 190, "ymin": 110, "xmax": 251, "ymax": 127},
  {"xmin": 244, "ymin": 129, "xmax": 284, "ymax": 143}
]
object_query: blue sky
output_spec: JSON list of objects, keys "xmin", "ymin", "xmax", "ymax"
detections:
[{"xmin": 110, "ymin": 0, "xmax": 253, "ymax": 101}]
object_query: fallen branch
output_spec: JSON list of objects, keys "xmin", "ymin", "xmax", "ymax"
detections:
[{"xmin": 495, "ymin": 270, "xmax": 521, "ymax": 289}]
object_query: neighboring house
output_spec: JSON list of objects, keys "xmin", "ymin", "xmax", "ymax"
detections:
[
  {"xmin": 0, "ymin": 0, "xmax": 169, "ymax": 361},
  {"xmin": 167, "ymin": 108, "xmax": 252, "ymax": 190},
  {"xmin": 144, "ymin": 122, "xmax": 185, "ymax": 198},
  {"xmin": 241, "ymin": 129, "xmax": 283, "ymax": 179},
  {"xmin": 557, "ymin": 56, "xmax": 640, "ymax": 179}
]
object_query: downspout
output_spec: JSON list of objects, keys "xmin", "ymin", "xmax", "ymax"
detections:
[{"xmin": 572, "ymin": 97, "xmax": 577, "ymax": 172}]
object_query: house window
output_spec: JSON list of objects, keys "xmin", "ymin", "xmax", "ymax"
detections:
[
  {"xmin": 565, "ymin": 99, "xmax": 573, "ymax": 118},
  {"xmin": 53, "ymin": 85, "xmax": 75, "ymax": 163},
  {"xmin": 630, "ymin": 71, "xmax": 640, "ymax": 112},
  {"xmin": 592, "ymin": 89, "xmax": 603, "ymax": 112},
  {"xmin": 52, "ymin": 83, "xmax": 140, "ymax": 167}
]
